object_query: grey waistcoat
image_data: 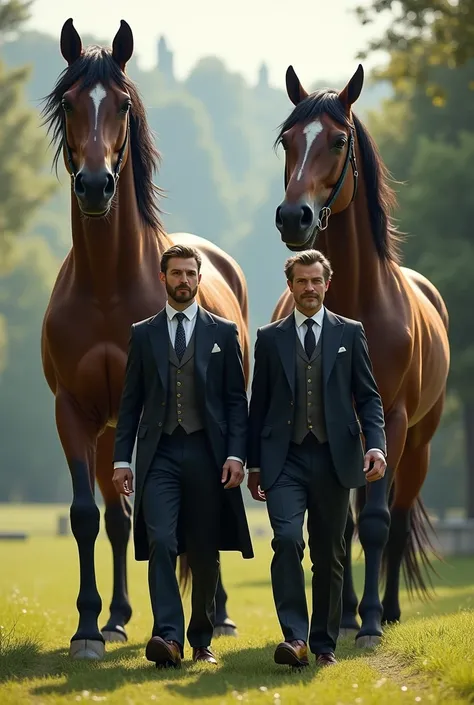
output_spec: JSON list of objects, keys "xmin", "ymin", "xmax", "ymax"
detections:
[
  {"xmin": 291, "ymin": 330, "xmax": 328, "ymax": 444},
  {"xmin": 163, "ymin": 331, "xmax": 204, "ymax": 435}
]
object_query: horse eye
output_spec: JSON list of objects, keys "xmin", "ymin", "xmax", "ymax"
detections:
[
  {"xmin": 61, "ymin": 100, "xmax": 72, "ymax": 113},
  {"xmin": 332, "ymin": 137, "xmax": 346, "ymax": 150},
  {"xmin": 120, "ymin": 101, "xmax": 131, "ymax": 114}
]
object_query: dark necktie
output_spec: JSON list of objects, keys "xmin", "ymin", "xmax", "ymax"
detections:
[
  {"xmin": 304, "ymin": 318, "xmax": 316, "ymax": 358},
  {"xmin": 174, "ymin": 312, "xmax": 186, "ymax": 361}
]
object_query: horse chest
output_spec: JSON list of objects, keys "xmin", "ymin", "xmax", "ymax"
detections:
[{"xmin": 44, "ymin": 309, "xmax": 132, "ymax": 417}]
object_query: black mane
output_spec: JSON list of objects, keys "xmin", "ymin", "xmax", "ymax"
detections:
[
  {"xmin": 275, "ymin": 89, "xmax": 402, "ymax": 263},
  {"xmin": 41, "ymin": 46, "xmax": 163, "ymax": 233}
]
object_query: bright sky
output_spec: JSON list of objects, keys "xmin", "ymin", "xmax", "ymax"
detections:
[{"xmin": 26, "ymin": 0, "xmax": 390, "ymax": 89}]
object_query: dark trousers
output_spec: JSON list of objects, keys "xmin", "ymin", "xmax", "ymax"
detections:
[
  {"xmin": 266, "ymin": 434, "xmax": 350, "ymax": 654},
  {"xmin": 141, "ymin": 426, "xmax": 221, "ymax": 653}
]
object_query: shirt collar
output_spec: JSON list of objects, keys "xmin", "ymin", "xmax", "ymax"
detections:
[
  {"xmin": 166, "ymin": 300, "xmax": 198, "ymax": 322},
  {"xmin": 294, "ymin": 305, "xmax": 325, "ymax": 329}
]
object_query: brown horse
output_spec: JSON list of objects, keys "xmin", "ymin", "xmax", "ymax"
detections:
[
  {"xmin": 272, "ymin": 64, "xmax": 450, "ymax": 647},
  {"xmin": 41, "ymin": 18, "xmax": 249, "ymax": 659}
]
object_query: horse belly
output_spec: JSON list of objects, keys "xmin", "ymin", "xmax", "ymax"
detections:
[
  {"xmin": 66, "ymin": 344, "xmax": 127, "ymax": 427},
  {"xmin": 410, "ymin": 331, "xmax": 450, "ymax": 426}
]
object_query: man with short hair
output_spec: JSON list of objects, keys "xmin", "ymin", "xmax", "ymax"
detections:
[
  {"xmin": 247, "ymin": 249, "xmax": 386, "ymax": 668},
  {"xmin": 113, "ymin": 244, "xmax": 253, "ymax": 668}
]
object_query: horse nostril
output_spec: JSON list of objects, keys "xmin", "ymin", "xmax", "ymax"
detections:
[
  {"xmin": 74, "ymin": 173, "xmax": 85, "ymax": 197},
  {"xmin": 301, "ymin": 205, "xmax": 313, "ymax": 229},
  {"xmin": 275, "ymin": 206, "xmax": 283, "ymax": 228},
  {"xmin": 104, "ymin": 172, "xmax": 115, "ymax": 199}
]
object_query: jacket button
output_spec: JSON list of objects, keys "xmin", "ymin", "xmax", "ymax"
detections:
[
  {"xmin": 158, "ymin": 422, "xmax": 162, "ymax": 427},
  {"xmin": 287, "ymin": 420, "xmax": 291, "ymax": 424},
  {"xmin": 290, "ymin": 401, "xmax": 294, "ymax": 406}
]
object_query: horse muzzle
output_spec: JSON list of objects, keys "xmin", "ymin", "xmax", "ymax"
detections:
[
  {"xmin": 275, "ymin": 201, "xmax": 318, "ymax": 251},
  {"xmin": 74, "ymin": 167, "xmax": 116, "ymax": 217}
]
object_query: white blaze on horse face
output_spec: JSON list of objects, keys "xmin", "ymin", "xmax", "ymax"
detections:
[
  {"xmin": 89, "ymin": 83, "xmax": 107, "ymax": 141},
  {"xmin": 297, "ymin": 119, "xmax": 323, "ymax": 181}
]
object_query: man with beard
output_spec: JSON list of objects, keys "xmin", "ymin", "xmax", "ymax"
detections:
[
  {"xmin": 112, "ymin": 244, "xmax": 252, "ymax": 668},
  {"xmin": 247, "ymin": 249, "xmax": 386, "ymax": 668}
]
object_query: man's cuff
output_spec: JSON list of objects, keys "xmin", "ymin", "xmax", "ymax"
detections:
[
  {"xmin": 226, "ymin": 456, "xmax": 243, "ymax": 465},
  {"xmin": 113, "ymin": 461, "xmax": 131, "ymax": 469},
  {"xmin": 365, "ymin": 448, "xmax": 385, "ymax": 457},
  {"xmin": 247, "ymin": 467, "xmax": 260, "ymax": 473}
]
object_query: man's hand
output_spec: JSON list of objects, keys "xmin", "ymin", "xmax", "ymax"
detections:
[
  {"xmin": 363, "ymin": 450, "xmax": 387, "ymax": 482},
  {"xmin": 221, "ymin": 459, "xmax": 244, "ymax": 489},
  {"xmin": 113, "ymin": 466, "xmax": 134, "ymax": 496},
  {"xmin": 247, "ymin": 472, "xmax": 266, "ymax": 502}
]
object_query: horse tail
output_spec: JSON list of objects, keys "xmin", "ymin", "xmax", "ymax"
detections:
[
  {"xmin": 178, "ymin": 553, "xmax": 192, "ymax": 595},
  {"xmin": 395, "ymin": 495, "xmax": 441, "ymax": 599}
]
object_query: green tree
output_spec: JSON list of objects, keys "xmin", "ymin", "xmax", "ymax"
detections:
[
  {"xmin": 356, "ymin": 0, "xmax": 474, "ymax": 92},
  {"xmin": 0, "ymin": 0, "xmax": 55, "ymax": 267},
  {"xmin": 0, "ymin": 237, "xmax": 68, "ymax": 502},
  {"xmin": 148, "ymin": 93, "xmax": 240, "ymax": 248}
]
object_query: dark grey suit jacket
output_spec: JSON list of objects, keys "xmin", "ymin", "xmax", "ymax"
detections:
[
  {"xmin": 113, "ymin": 305, "xmax": 253, "ymax": 561},
  {"xmin": 247, "ymin": 308, "xmax": 386, "ymax": 491}
]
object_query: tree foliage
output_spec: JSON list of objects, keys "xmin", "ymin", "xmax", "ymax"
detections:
[
  {"xmin": 0, "ymin": 0, "xmax": 54, "ymax": 267},
  {"xmin": 356, "ymin": 0, "xmax": 474, "ymax": 94}
]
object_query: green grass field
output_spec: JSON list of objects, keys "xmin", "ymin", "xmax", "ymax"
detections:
[{"xmin": 1, "ymin": 504, "xmax": 473, "ymax": 704}]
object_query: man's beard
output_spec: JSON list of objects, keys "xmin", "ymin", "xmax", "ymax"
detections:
[{"xmin": 166, "ymin": 282, "xmax": 197, "ymax": 303}]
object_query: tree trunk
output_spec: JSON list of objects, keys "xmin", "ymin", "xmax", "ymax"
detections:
[{"xmin": 463, "ymin": 400, "xmax": 474, "ymax": 518}]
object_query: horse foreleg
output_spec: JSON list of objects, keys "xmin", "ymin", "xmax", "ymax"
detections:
[
  {"xmin": 340, "ymin": 500, "xmax": 360, "ymax": 636},
  {"xmin": 96, "ymin": 427, "xmax": 132, "ymax": 643},
  {"xmin": 355, "ymin": 408, "xmax": 407, "ymax": 648},
  {"xmin": 56, "ymin": 391, "xmax": 104, "ymax": 659},
  {"xmin": 213, "ymin": 566, "xmax": 238, "ymax": 638}
]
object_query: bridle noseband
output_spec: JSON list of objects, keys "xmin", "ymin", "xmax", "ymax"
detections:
[
  {"xmin": 62, "ymin": 113, "xmax": 129, "ymax": 184},
  {"xmin": 284, "ymin": 125, "xmax": 359, "ymax": 235}
]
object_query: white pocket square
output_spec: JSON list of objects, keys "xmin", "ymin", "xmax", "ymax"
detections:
[
  {"xmin": 338, "ymin": 346, "xmax": 346, "ymax": 353},
  {"xmin": 211, "ymin": 343, "xmax": 221, "ymax": 353}
]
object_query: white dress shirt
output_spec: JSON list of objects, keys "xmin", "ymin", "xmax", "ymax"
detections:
[
  {"xmin": 114, "ymin": 300, "xmax": 243, "ymax": 470},
  {"xmin": 165, "ymin": 300, "xmax": 198, "ymax": 345},
  {"xmin": 294, "ymin": 304, "xmax": 325, "ymax": 349},
  {"xmin": 247, "ymin": 306, "xmax": 384, "ymax": 474}
]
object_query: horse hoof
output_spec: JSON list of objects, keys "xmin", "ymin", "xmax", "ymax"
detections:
[
  {"xmin": 102, "ymin": 629, "xmax": 127, "ymax": 643},
  {"xmin": 69, "ymin": 639, "xmax": 105, "ymax": 660},
  {"xmin": 355, "ymin": 635, "xmax": 381, "ymax": 649},
  {"xmin": 213, "ymin": 623, "xmax": 238, "ymax": 638},
  {"xmin": 339, "ymin": 628, "xmax": 359, "ymax": 639}
]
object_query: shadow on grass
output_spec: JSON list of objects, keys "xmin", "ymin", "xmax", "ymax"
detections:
[
  {"xmin": 1, "ymin": 637, "xmax": 375, "ymax": 699},
  {"xmin": 162, "ymin": 641, "xmax": 367, "ymax": 700}
]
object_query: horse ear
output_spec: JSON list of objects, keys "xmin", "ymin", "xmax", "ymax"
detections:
[
  {"xmin": 112, "ymin": 20, "xmax": 134, "ymax": 71},
  {"xmin": 285, "ymin": 65, "xmax": 309, "ymax": 106},
  {"xmin": 338, "ymin": 64, "xmax": 364, "ymax": 111},
  {"xmin": 60, "ymin": 18, "xmax": 83, "ymax": 65}
]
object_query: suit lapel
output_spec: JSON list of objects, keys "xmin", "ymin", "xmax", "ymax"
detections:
[
  {"xmin": 276, "ymin": 314, "xmax": 296, "ymax": 396},
  {"xmin": 322, "ymin": 309, "xmax": 345, "ymax": 386},
  {"xmin": 194, "ymin": 306, "xmax": 217, "ymax": 383},
  {"xmin": 147, "ymin": 309, "xmax": 169, "ymax": 391}
]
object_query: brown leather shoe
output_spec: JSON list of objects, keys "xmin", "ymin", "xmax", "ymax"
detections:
[
  {"xmin": 274, "ymin": 640, "xmax": 309, "ymax": 667},
  {"xmin": 193, "ymin": 646, "xmax": 218, "ymax": 664},
  {"xmin": 316, "ymin": 652, "xmax": 337, "ymax": 666},
  {"xmin": 145, "ymin": 636, "xmax": 182, "ymax": 668}
]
